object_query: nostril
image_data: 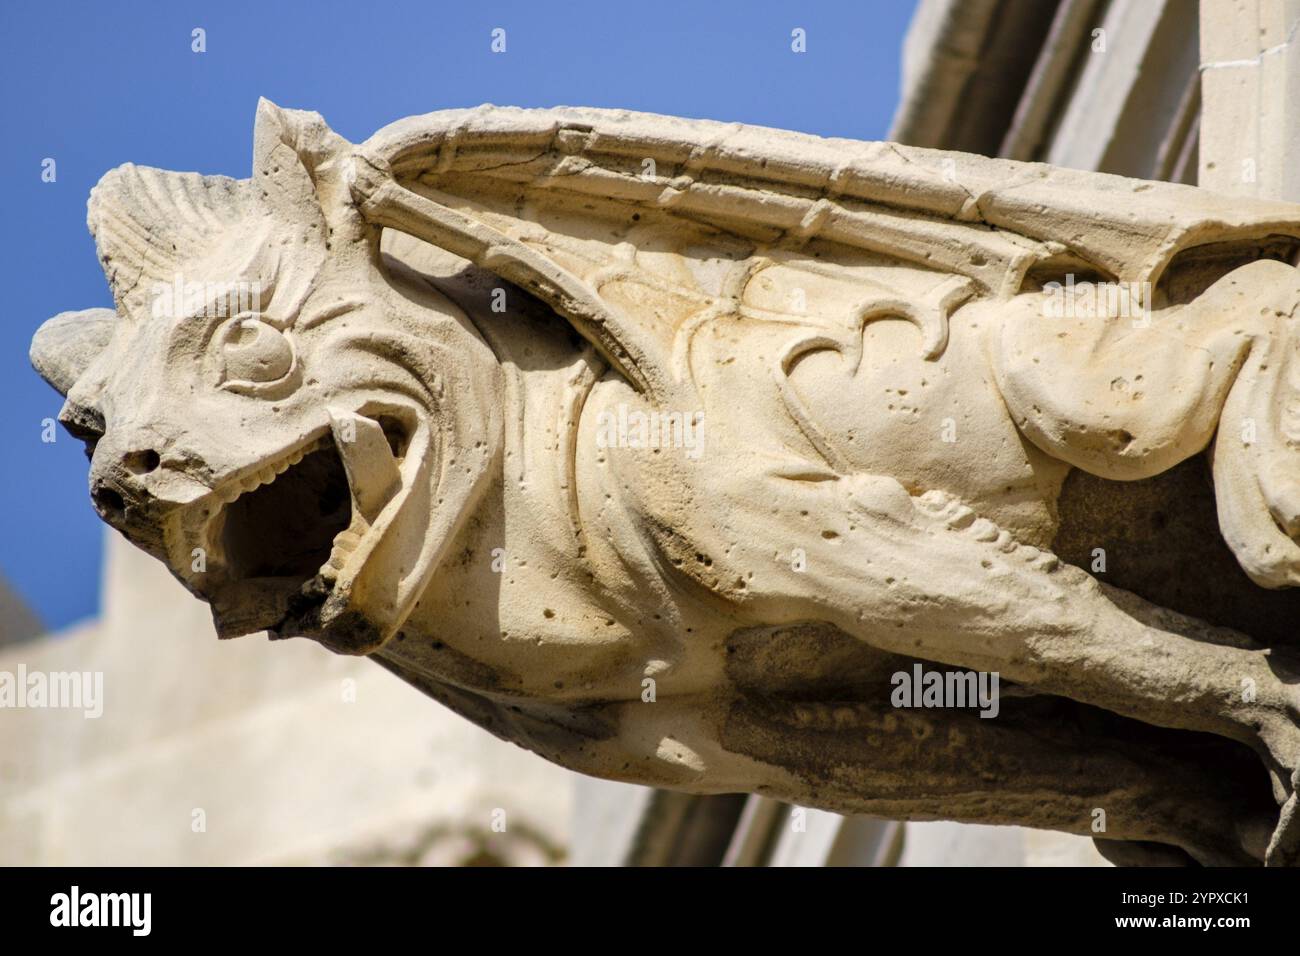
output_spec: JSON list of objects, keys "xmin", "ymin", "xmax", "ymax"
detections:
[
  {"xmin": 94, "ymin": 486, "xmax": 126, "ymax": 517},
  {"xmin": 58, "ymin": 402, "xmax": 105, "ymax": 444},
  {"xmin": 124, "ymin": 449, "xmax": 161, "ymax": 475}
]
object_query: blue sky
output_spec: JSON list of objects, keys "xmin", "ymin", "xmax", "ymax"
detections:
[{"xmin": 0, "ymin": 0, "xmax": 916, "ymax": 629}]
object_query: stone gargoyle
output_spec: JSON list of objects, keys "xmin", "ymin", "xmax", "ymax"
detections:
[{"xmin": 31, "ymin": 100, "xmax": 1300, "ymax": 866}]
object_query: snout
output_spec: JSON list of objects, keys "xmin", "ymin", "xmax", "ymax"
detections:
[
  {"xmin": 75, "ymin": 415, "xmax": 209, "ymax": 554},
  {"xmin": 88, "ymin": 442, "xmax": 161, "ymax": 541}
]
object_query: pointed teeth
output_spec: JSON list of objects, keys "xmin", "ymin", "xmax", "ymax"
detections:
[
  {"xmin": 286, "ymin": 439, "xmax": 320, "ymax": 466},
  {"xmin": 333, "ymin": 530, "xmax": 362, "ymax": 552},
  {"xmin": 321, "ymin": 530, "xmax": 363, "ymax": 576},
  {"xmin": 317, "ymin": 521, "xmax": 369, "ymax": 581},
  {"xmin": 234, "ymin": 465, "xmax": 277, "ymax": 496},
  {"xmin": 213, "ymin": 435, "xmax": 327, "ymax": 507}
]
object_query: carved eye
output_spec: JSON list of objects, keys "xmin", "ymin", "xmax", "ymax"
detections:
[{"xmin": 217, "ymin": 317, "xmax": 294, "ymax": 386}]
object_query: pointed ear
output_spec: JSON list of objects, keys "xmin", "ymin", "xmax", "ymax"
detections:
[
  {"xmin": 30, "ymin": 308, "xmax": 116, "ymax": 396},
  {"xmin": 253, "ymin": 99, "xmax": 316, "ymax": 206},
  {"xmin": 253, "ymin": 98, "xmax": 346, "ymax": 220}
]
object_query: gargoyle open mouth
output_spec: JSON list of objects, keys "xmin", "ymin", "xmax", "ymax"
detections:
[{"xmin": 181, "ymin": 410, "xmax": 412, "ymax": 645}]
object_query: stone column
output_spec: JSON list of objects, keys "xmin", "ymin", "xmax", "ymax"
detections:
[{"xmin": 1200, "ymin": 0, "xmax": 1300, "ymax": 200}]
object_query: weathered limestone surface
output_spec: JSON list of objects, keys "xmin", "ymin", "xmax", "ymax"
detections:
[{"xmin": 31, "ymin": 101, "xmax": 1300, "ymax": 865}]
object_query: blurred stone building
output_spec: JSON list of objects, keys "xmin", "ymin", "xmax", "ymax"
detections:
[{"xmin": 0, "ymin": 536, "xmax": 572, "ymax": 865}]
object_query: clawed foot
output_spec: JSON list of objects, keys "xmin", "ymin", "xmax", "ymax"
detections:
[
  {"xmin": 1212, "ymin": 412, "xmax": 1300, "ymax": 587},
  {"xmin": 1210, "ymin": 264, "xmax": 1300, "ymax": 587},
  {"xmin": 1267, "ymin": 779, "xmax": 1300, "ymax": 866},
  {"xmin": 1257, "ymin": 719, "xmax": 1300, "ymax": 865}
]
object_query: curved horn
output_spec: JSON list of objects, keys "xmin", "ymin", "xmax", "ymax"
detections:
[{"xmin": 30, "ymin": 308, "xmax": 116, "ymax": 396}]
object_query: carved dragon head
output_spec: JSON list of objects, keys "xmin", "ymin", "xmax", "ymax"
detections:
[{"xmin": 31, "ymin": 100, "xmax": 503, "ymax": 654}]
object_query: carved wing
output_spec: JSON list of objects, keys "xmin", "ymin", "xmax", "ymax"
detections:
[{"xmin": 346, "ymin": 106, "xmax": 1300, "ymax": 404}]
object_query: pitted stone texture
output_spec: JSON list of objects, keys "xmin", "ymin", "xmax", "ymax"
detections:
[{"xmin": 31, "ymin": 101, "xmax": 1300, "ymax": 865}]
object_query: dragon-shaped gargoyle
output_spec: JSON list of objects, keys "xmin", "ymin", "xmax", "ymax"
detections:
[{"xmin": 31, "ymin": 100, "xmax": 1300, "ymax": 865}]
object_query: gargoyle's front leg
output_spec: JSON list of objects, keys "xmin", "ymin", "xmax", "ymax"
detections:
[{"xmin": 691, "ymin": 468, "xmax": 1300, "ymax": 859}]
